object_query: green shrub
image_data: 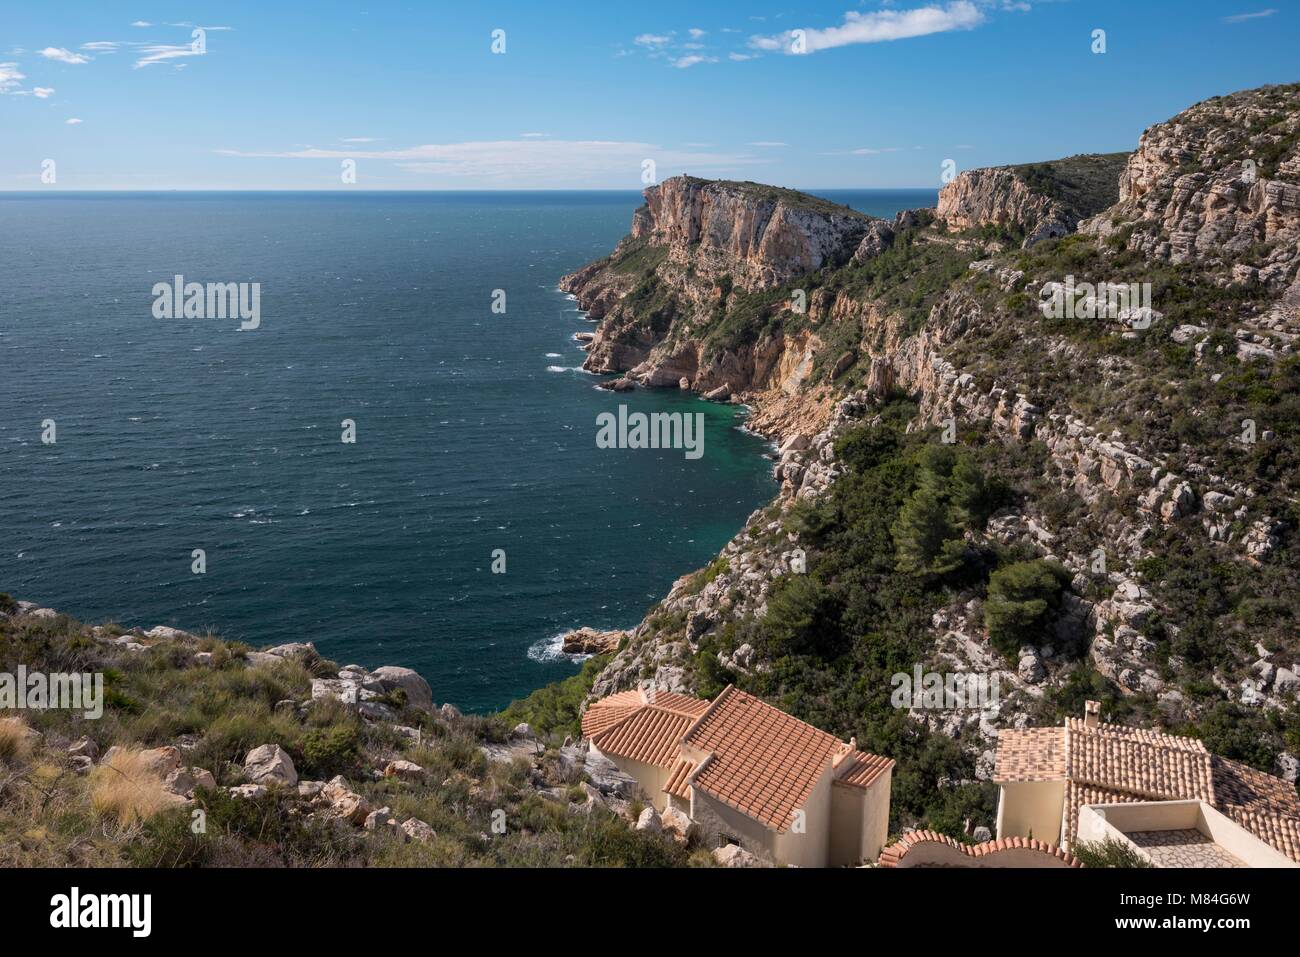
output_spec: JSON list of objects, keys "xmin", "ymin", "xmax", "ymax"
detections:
[{"xmin": 984, "ymin": 560, "xmax": 1071, "ymax": 659}]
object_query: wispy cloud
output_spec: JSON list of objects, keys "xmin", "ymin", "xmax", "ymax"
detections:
[
  {"xmin": 34, "ymin": 86, "xmax": 54, "ymax": 98},
  {"xmin": 749, "ymin": 141, "xmax": 788, "ymax": 147},
  {"xmin": 0, "ymin": 63, "xmax": 25, "ymax": 92},
  {"xmin": 1223, "ymin": 9, "xmax": 1277, "ymax": 22},
  {"xmin": 215, "ymin": 139, "xmax": 762, "ymax": 188},
  {"xmin": 342, "ymin": 137, "xmax": 378, "ymax": 143},
  {"xmin": 65, "ymin": 117, "xmax": 82, "ymax": 125},
  {"xmin": 750, "ymin": 2, "xmax": 985, "ymax": 54},
  {"xmin": 672, "ymin": 54, "xmax": 716, "ymax": 68},
  {"xmin": 134, "ymin": 42, "xmax": 203, "ymax": 69},
  {"xmin": 634, "ymin": 33, "xmax": 674, "ymax": 48},
  {"xmin": 40, "ymin": 46, "xmax": 90, "ymax": 64}
]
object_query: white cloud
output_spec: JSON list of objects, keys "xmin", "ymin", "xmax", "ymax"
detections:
[
  {"xmin": 82, "ymin": 41, "xmax": 123, "ymax": 53},
  {"xmin": 131, "ymin": 21, "xmax": 152, "ymax": 28},
  {"xmin": 1223, "ymin": 9, "xmax": 1277, "ymax": 22},
  {"xmin": 688, "ymin": 28, "xmax": 707, "ymax": 39},
  {"xmin": 134, "ymin": 42, "xmax": 203, "ymax": 68},
  {"xmin": 40, "ymin": 46, "xmax": 90, "ymax": 64},
  {"xmin": 215, "ymin": 138, "xmax": 762, "ymax": 188},
  {"xmin": 749, "ymin": 141, "xmax": 788, "ymax": 147},
  {"xmin": 750, "ymin": 1, "xmax": 985, "ymax": 54},
  {"xmin": 34, "ymin": 86, "xmax": 54, "ymax": 98},
  {"xmin": 342, "ymin": 137, "xmax": 378, "ymax": 143},
  {"xmin": 634, "ymin": 33, "xmax": 673, "ymax": 47},
  {"xmin": 729, "ymin": 52, "xmax": 758, "ymax": 61},
  {"xmin": 66, "ymin": 117, "xmax": 82, "ymax": 124},
  {"xmin": 520, "ymin": 132, "xmax": 548, "ymax": 138},
  {"xmin": 672, "ymin": 54, "xmax": 716, "ymax": 68},
  {"xmin": 0, "ymin": 62, "xmax": 26, "ymax": 92}
]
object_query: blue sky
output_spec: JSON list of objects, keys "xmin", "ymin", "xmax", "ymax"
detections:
[{"xmin": 2, "ymin": 1, "xmax": 1297, "ymax": 190}]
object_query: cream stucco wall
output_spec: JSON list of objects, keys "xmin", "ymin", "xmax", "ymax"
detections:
[
  {"xmin": 774, "ymin": 763, "xmax": 833, "ymax": 868},
  {"xmin": 828, "ymin": 768, "xmax": 892, "ymax": 865},
  {"xmin": 690, "ymin": 789, "xmax": 782, "ymax": 861},
  {"xmin": 592, "ymin": 746, "xmax": 674, "ymax": 811},
  {"xmin": 996, "ymin": 780, "xmax": 1065, "ymax": 844}
]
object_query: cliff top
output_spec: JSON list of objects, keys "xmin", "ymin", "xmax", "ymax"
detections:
[
  {"xmin": 1004, "ymin": 151, "xmax": 1131, "ymax": 219},
  {"xmin": 667, "ymin": 175, "xmax": 876, "ymax": 221}
]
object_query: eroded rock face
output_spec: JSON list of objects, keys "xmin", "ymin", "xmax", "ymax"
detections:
[
  {"xmin": 1082, "ymin": 84, "xmax": 1300, "ymax": 288},
  {"xmin": 637, "ymin": 176, "xmax": 871, "ymax": 292},
  {"xmin": 559, "ymin": 175, "xmax": 890, "ymax": 420},
  {"xmin": 938, "ymin": 166, "xmax": 1074, "ymax": 245}
]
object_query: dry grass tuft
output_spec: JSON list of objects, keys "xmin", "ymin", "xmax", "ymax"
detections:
[
  {"xmin": 0, "ymin": 715, "xmax": 33, "ymax": 764},
  {"xmin": 90, "ymin": 748, "xmax": 183, "ymax": 826}
]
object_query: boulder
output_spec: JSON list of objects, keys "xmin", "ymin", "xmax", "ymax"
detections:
[
  {"xmin": 635, "ymin": 807, "xmax": 662, "ymax": 833},
  {"xmin": 165, "ymin": 766, "xmax": 216, "ymax": 797},
  {"xmin": 402, "ymin": 818, "xmax": 436, "ymax": 844},
  {"xmin": 320, "ymin": 776, "xmax": 371, "ymax": 824},
  {"xmin": 559, "ymin": 627, "xmax": 624, "ymax": 656},
  {"xmin": 712, "ymin": 844, "xmax": 763, "ymax": 868},
  {"xmin": 262, "ymin": 642, "xmax": 317, "ymax": 661},
  {"xmin": 660, "ymin": 806, "xmax": 694, "ymax": 843},
  {"xmin": 144, "ymin": 626, "xmax": 193, "ymax": 642},
  {"xmin": 364, "ymin": 807, "xmax": 396, "ymax": 831},
  {"xmin": 370, "ymin": 666, "xmax": 434, "ymax": 714},
  {"xmin": 1273, "ymin": 667, "xmax": 1300, "ymax": 697},
  {"xmin": 383, "ymin": 760, "xmax": 425, "ymax": 780},
  {"xmin": 583, "ymin": 750, "xmax": 639, "ymax": 798},
  {"xmin": 243, "ymin": 744, "xmax": 298, "ymax": 787}
]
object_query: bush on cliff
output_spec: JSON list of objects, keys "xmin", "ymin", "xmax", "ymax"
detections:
[{"xmin": 983, "ymin": 560, "xmax": 1071, "ymax": 660}]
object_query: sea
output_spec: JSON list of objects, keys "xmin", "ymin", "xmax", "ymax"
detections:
[{"xmin": 0, "ymin": 188, "xmax": 936, "ymax": 711}]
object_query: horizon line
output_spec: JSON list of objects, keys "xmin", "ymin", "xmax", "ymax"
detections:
[{"xmin": 0, "ymin": 185, "xmax": 942, "ymax": 194}]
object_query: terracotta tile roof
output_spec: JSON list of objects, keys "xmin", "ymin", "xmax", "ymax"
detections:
[
  {"xmin": 993, "ymin": 727, "xmax": 1067, "ymax": 783},
  {"xmin": 1065, "ymin": 718, "xmax": 1214, "ymax": 802},
  {"xmin": 1064, "ymin": 780, "xmax": 1145, "ymax": 845},
  {"xmin": 879, "ymin": 830, "xmax": 1081, "ymax": 868},
  {"xmin": 591, "ymin": 704, "xmax": 697, "ymax": 767},
  {"xmin": 683, "ymin": 687, "xmax": 847, "ymax": 832},
  {"xmin": 663, "ymin": 758, "xmax": 697, "ymax": 799},
  {"xmin": 585, "ymin": 685, "xmax": 891, "ymax": 834},
  {"xmin": 580, "ymin": 690, "xmax": 645, "ymax": 738},
  {"xmin": 1000, "ymin": 712, "xmax": 1300, "ymax": 863},
  {"xmin": 1212, "ymin": 755, "xmax": 1300, "ymax": 862},
  {"xmin": 644, "ymin": 689, "xmax": 711, "ymax": 719},
  {"xmin": 835, "ymin": 751, "xmax": 894, "ymax": 789}
]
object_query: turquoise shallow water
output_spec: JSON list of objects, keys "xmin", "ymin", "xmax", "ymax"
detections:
[{"xmin": 0, "ymin": 189, "xmax": 934, "ymax": 711}]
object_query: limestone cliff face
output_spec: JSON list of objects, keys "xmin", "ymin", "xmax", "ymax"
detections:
[
  {"xmin": 635, "ymin": 176, "xmax": 871, "ymax": 292},
  {"xmin": 938, "ymin": 166, "xmax": 1074, "ymax": 245},
  {"xmin": 938, "ymin": 152, "xmax": 1129, "ymax": 247},
  {"xmin": 1082, "ymin": 83, "xmax": 1300, "ymax": 299},
  {"xmin": 559, "ymin": 175, "xmax": 888, "ymax": 440}
]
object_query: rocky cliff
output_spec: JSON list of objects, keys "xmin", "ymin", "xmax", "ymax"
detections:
[
  {"xmin": 566, "ymin": 84, "xmax": 1300, "ymax": 812},
  {"xmin": 938, "ymin": 152, "xmax": 1129, "ymax": 246}
]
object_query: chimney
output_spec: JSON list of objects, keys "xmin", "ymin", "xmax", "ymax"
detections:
[{"xmin": 1084, "ymin": 700, "xmax": 1101, "ymax": 729}]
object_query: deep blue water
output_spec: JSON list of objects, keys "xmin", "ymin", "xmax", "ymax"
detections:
[{"xmin": 0, "ymin": 189, "xmax": 934, "ymax": 711}]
